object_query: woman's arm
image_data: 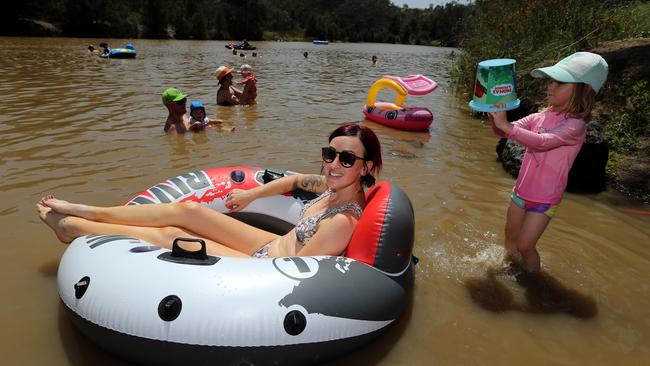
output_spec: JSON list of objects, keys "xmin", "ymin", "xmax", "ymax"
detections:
[
  {"xmin": 217, "ymin": 88, "xmax": 239, "ymax": 105},
  {"xmin": 226, "ymin": 174, "xmax": 327, "ymax": 211},
  {"xmin": 231, "ymin": 85, "xmax": 243, "ymax": 98}
]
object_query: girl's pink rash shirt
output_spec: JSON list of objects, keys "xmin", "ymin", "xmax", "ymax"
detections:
[{"xmin": 492, "ymin": 111, "xmax": 586, "ymax": 204}]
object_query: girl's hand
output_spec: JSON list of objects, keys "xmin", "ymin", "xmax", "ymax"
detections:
[
  {"xmin": 488, "ymin": 105, "xmax": 510, "ymax": 131},
  {"xmin": 225, "ymin": 189, "xmax": 254, "ymax": 212}
]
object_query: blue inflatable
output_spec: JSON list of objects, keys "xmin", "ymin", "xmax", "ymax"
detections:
[{"xmin": 99, "ymin": 43, "xmax": 137, "ymax": 59}]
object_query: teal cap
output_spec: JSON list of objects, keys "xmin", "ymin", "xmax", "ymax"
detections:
[{"xmin": 531, "ymin": 52, "xmax": 608, "ymax": 92}]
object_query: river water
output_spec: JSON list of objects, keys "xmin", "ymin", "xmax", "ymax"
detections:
[{"xmin": 1, "ymin": 37, "xmax": 649, "ymax": 365}]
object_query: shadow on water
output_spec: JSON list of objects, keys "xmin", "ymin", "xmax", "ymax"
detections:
[
  {"xmin": 464, "ymin": 260, "xmax": 598, "ymax": 319},
  {"xmin": 38, "ymin": 258, "xmax": 61, "ymax": 277}
]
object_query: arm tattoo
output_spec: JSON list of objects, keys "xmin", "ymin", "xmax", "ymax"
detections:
[{"xmin": 301, "ymin": 175, "xmax": 324, "ymax": 192}]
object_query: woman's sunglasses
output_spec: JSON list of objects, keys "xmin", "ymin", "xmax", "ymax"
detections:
[
  {"xmin": 175, "ymin": 98, "xmax": 187, "ymax": 105},
  {"xmin": 321, "ymin": 146, "xmax": 366, "ymax": 168}
]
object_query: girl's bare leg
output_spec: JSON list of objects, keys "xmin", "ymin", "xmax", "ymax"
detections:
[
  {"xmin": 504, "ymin": 201, "xmax": 525, "ymax": 254},
  {"xmin": 37, "ymin": 202, "xmax": 249, "ymax": 257},
  {"xmin": 516, "ymin": 212, "xmax": 551, "ymax": 272},
  {"xmin": 41, "ymin": 197, "xmax": 277, "ymax": 255}
]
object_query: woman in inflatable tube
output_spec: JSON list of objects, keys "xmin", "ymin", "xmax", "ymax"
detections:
[
  {"xmin": 37, "ymin": 123, "xmax": 416, "ymax": 365},
  {"xmin": 38, "ymin": 124, "xmax": 380, "ymax": 258}
]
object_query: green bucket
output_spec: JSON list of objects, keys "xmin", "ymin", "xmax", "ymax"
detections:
[{"xmin": 469, "ymin": 58, "xmax": 520, "ymax": 112}]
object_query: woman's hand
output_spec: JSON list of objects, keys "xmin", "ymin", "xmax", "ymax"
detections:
[{"xmin": 225, "ymin": 189, "xmax": 255, "ymax": 212}]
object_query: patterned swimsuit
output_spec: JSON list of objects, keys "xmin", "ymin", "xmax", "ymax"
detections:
[
  {"xmin": 294, "ymin": 189, "xmax": 363, "ymax": 246},
  {"xmin": 252, "ymin": 190, "xmax": 362, "ymax": 258}
]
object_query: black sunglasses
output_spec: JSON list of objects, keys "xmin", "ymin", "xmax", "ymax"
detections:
[
  {"xmin": 321, "ymin": 146, "xmax": 366, "ymax": 168},
  {"xmin": 175, "ymin": 98, "xmax": 187, "ymax": 105}
]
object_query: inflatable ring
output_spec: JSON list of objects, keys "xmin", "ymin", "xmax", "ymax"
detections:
[
  {"xmin": 57, "ymin": 166, "xmax": 416, "ymax": 365},
  {"xmin": 99, "ymin": 44, "xmax": 137, "ymax": 59}
]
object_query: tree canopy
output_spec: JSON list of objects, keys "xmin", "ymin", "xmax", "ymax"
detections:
[{"xmin": 1, "ymin": 0, "xmax": 470, "ymax": 46}]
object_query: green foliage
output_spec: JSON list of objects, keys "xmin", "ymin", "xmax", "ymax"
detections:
[
  {"xmin": 2, "ymin": 0, "xmax": 471, "ymax": 46},
  {"xmin": 599, "ymin": 1, "xmax": 650, "ymax": 40},
  {"xmin": 451, "ymin": 0, "xmax": 623, "ymax": 104},
  {"xmin": 605, "ymin": 80, "xmax": 650, "ymax": 153},
  {"xmin": 453, "ymin": 0, "xmax": 650, "ymax": 188}
]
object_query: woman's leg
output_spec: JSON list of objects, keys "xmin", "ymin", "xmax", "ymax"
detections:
[
  {"xmin": 516, "ymin": 212, "xmax": 551, "ymax": 272},
  {"xmin": 41, "ymin": 197, "xmax": 279, "ymax": 254},
  {"xmin": 37, "ymin": 203, "xmax": 250, "ymax": 257}
]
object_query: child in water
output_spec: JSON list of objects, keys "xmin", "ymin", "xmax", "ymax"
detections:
[
  {"xmin": 189, "ymin": 101, "xmax": 227, "ymax": 130},
  {"xmin": 238, "ymin": 64, "xmax": 257, "ymax": 105},
  {"xmin": 487, "ymin": 52, "xmax": 608, "ymax": 272}
]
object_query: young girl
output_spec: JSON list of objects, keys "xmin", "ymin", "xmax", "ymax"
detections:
[
  {"xmin": 238, "ymin": 64, "xmax": 257, "ymax": 105},
  {"xmin": 488, "ymin": 52, "xmax": 608, "ymax": 272}
]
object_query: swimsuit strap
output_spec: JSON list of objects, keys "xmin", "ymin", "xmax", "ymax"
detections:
[{"xmin": 299, "ymin": 189, "xmax": 332, "ymax": 218}]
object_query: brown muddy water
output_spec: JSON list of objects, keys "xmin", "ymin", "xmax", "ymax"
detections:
[{"xmin": 0, "ymin": 37, "xmax": 649, "ymax": 365}]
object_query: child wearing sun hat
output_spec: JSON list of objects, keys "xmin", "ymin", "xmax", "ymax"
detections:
[
  {"xmin": 188, "ymin": 101, "xmax": 229, "ymax": 131},
  {"xmin": 486, "ymin": 51, "xmax": 608, "ymax": 273},
  {"xmin": 238, "ymin": 64, "xmax": 257, "ymax": 105}
]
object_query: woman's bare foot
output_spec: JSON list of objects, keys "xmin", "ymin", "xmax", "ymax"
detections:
[
  {"xmin": 40, "ymin": 195, "xmax": 97, "ymax": 220},
  {"xmin": 37, "ymin": 202, "xmax": 75, "ymax": 243}
]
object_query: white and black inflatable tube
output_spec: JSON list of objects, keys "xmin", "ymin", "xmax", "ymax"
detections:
[{"xmin": 57, "ymin": 166, "xmax": 416, "ymax": 365}]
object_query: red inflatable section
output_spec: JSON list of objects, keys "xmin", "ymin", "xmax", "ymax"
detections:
[{"xmin": 346, "ymin": 181, "xmax": 414, "ymax": 274}]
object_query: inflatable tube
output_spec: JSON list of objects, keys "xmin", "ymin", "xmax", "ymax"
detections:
[
  {"xmin": 99, "ymin": 45, "xmax": 137, "ymax": 59},
  {"xmin": 383, "ymin": 75, "xmax": 438, "ymax": 96},
  {"xmin": 363, "ymin": 75, "xmax": 436, "ymax": 131},
  {"xmin": 365, "ymin": 78, "xmax": 408, "ymax": 109},
  {"xmin": 363, "ymin": 103, "xmax": 433, "ymax": 132},
  {"xmin": 57, "ymin": 166, "xmax": 416, "ymax": 366},
  {"xmin": 225, "ymin": 43, "xmax": 257, "ymax": 50}
]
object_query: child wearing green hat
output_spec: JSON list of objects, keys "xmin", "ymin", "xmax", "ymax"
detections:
[{"xmin": 487, "ymin": 52, "xmax": 608, "ymax": 273}]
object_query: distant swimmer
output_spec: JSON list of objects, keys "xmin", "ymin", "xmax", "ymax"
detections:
[
  {"xmin": 372, "ymin": 55, "xmax": 378, "ymax": 66},
  {"xmin": 99, "ymin": 42, "xmax": 111, "ymax": 55}
]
